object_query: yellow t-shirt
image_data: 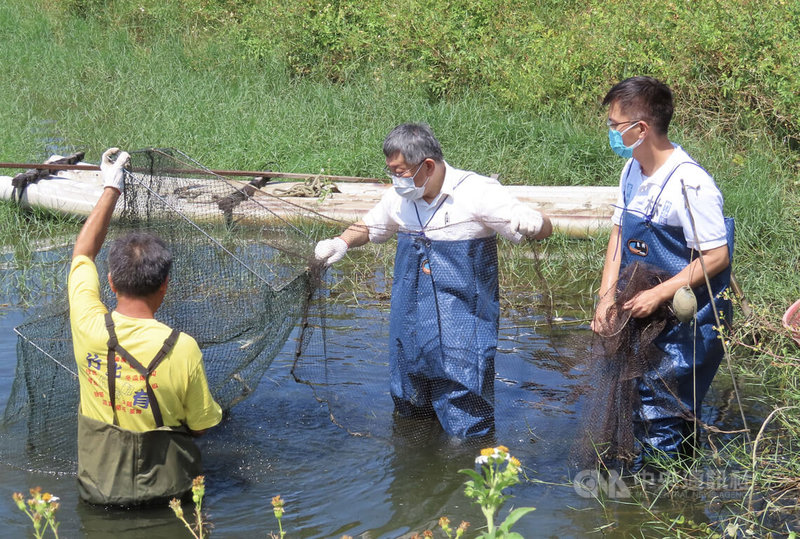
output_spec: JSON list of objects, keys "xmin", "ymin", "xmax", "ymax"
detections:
[{"xmin": 68, "ymin": 255, "xmax": 222, "ymax": 432}]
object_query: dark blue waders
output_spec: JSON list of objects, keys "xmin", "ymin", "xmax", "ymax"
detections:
[
  {"xmin": 389, "ymin": 232, "xmax": 499, "ymax": 439},
  {"xmin": 619, "ymin": 162, "xmax": 734, "ymax": 459}
]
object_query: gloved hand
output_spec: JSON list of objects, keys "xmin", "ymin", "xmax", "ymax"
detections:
[
  {"xmin": 100, "ymin": 147, "xmax": 130, "ymax": 193},
  {"xmin": 314, "ymin": 237, "xmax": 349, "ymax": 266},
  {"xmin": 510, "ymin": 206, "xmax": 544, "ymax": 238}
]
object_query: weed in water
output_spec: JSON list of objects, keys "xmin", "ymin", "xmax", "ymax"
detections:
[
  {"xmin": 460, "ymin": 446, "xmax": 535, "ymax": 538},
  {"xmin": 11, "ymin": 487, "xmax": 60, "ymax": 539}
]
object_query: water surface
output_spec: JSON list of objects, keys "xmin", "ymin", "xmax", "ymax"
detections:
[{"xmin": 0, "ymin": 271, "xmax": 751, "ymax": 538}]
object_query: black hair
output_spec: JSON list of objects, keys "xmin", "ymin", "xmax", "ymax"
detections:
[
  {"xmin": 108, "ymin": 232, "xmax": 172, "ymax": 297},
  {"xmin": 603, "ymin": 76, "xmax": 674, "ymax": 135}
]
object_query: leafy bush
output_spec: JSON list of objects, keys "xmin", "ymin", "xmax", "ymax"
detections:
[
  {"xmin": 235, "ymin": 0, "xmax": 799, "ymax": 139},
  {"xmin": 44, "ymin": 0, "xmax": 800, "ymax": 139}
]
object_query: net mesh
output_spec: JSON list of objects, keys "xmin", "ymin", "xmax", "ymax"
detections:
[
  {"xmin": 572, "ymin": 261, "xmax": 693, "ymax": 469},
  {"xmin": 1, "ymin": 148, "xmax": 699, "ymax": 477},
  {"xmin": 1, "ymin": 149, "xmax": 333, "ymax": 472}
]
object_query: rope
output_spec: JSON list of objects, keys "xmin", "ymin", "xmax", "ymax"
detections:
[
  {"xmin": 680, "ymin": 178, "xmax": 751, "ymax": 443},
  {"xmin": 141, "ymin": 148, "xmax": 351, "ymax": 234},
  {"xmin": 13, "ymin": 327, "xmax": 78, "ymax": 377},
  {"xmin": 274, "ymin": 174, "xmax": 340, "ymax": 198}
]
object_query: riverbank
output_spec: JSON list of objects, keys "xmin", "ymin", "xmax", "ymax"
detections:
[{"xmin": 1, "ymin": 166, "xmax": 618, "ymax": 237}]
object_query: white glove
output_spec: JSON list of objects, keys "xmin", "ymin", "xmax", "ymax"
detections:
[
  {"xmin": 314, "ymin": 237, "xmax": 349, "ymax": 266},
  {"xmin": 100, "ymin": 147, "xmax": 130, "ymax": 193},
  {"xmin": 510, "ymin": 206, "xmax": 544, "ymax": 238}
]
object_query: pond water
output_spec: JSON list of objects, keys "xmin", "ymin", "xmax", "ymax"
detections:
[{"xmin": 0, "ymin": 264, "xmax": 754, "ymax": 538}]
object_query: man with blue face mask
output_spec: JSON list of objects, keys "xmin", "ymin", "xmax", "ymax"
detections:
[
  {"xmin": 592, "ymin": 77, "xmax": 733, "ymax": 468},
  {"xmin": 315, "ymin": 123, "xmax": 552, "ymax": 439}
]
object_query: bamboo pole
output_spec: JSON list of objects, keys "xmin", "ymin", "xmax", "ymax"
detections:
[{"xmin": 0, "ymin": 162, "xmax": 386, "ymax": 183}]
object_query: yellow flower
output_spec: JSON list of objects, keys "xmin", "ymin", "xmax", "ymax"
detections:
[
  {"xmin": 169, "ymin": 498, "xmax": 184, "ymax": 519},
  {"xmin": 480, "ymin": 447, "xmax": 494, "ymax": 456},
  {"xmin": 271, "ymin": 494, "xmax": 285, "ymax": 519},
  {"xmin": 496, "ymin": 445, "xmax": 509, "ymax": 454},
  {"xmin": 510, "ymin": 456, "xmax": 521, "ymax": 468}
]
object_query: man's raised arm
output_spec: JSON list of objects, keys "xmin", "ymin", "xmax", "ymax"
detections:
[{"xmin": 72, "ymin": 148, "xmax": 129, "ymax": 261}]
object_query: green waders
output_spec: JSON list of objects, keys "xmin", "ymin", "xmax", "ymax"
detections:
[{"xmin": 77, "ymin": 314, "xmax": 203, "ymax": 506}]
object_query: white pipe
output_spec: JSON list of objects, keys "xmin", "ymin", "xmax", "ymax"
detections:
[{"xmin": 1, "ymin": 172, "xmax": 616, "ymax": 236}]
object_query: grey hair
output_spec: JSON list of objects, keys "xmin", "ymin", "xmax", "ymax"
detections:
[
  {"xmin": 108, "ymin": 232, "xmax": 173, "ymax": 297},
  {"xmin": 382, "ymin": 123, "xmax": 444, "ymax": 165}
]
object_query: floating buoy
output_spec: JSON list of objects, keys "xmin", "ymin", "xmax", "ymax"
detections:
[{"xmin": 673, "ymin": 285, "xmax": 697, "ymax": 323}]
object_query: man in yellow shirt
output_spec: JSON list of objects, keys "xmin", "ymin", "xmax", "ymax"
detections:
[{"xmin": 68, "ymin": 148, "xmax": 222, "ymax": 505}]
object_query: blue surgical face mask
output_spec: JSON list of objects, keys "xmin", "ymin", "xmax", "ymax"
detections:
[
  {"xmin": 608, "ymin": 121, "xmax": 643, "ymax": 159},
  {"xmin": 391, "ymin": 162, "xmax": 429, "ymax": 200}
]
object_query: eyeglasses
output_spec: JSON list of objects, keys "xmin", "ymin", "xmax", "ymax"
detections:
[
  {"xmin": 606, "ymin": 119, "xmax": 641, "ymax": 130},
  {"xmin": 384, "ymin": 161, "xmax": 425, "ymax": 180}
]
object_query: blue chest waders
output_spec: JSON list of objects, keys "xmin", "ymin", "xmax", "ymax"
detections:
[
  {"xmin": 389, "ymin": 187, "xmax": 499, "ymax": 438},
  {"xmin": 619, "ymin": 162, "xmax": 734, "ymax": 458}
]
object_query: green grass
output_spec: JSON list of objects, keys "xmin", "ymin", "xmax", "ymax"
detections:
[{"xmin": 0, "ymin": 204, "xmax": 81, "ymax": 256}]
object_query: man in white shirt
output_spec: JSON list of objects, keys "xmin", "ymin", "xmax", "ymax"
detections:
[
  {"xmin": 592, "ymin": 77, "xmax": 733, "ymax": 465},
  {"xmin": 315, "ymin": 123, "xmax": 552, "ymax": 439}
]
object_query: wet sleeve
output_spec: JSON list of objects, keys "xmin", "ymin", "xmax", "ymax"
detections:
[{"xmin": 182, "ymin": 339, "xmax": 223, "ymax": 431}]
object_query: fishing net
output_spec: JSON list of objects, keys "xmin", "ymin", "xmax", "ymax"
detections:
[
  {"xmin": 1, "ymin": 148, "xmax": 332, "ymax": 473},
  {"xmin": 572, "ymin": 261, "xmax": 694, "ymax": 469},
  {"xmin": 1, "ymin": 151, "xmax": 577, "ymax": 476},
  {"xmin": 289, "ymin": 209, "xmax": 564, "ymax": 442},
  {"xmin": 8, "ymin": 147, "xmax": 695, "ymax": 485}
]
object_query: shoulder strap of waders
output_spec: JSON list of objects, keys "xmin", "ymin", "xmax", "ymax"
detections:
[
  {"xmin": 644, "ymin": 161, "xmax": 709, "ymax": 225},
  {"xmin": 411, "ymin": 171, "xmax": 475, "ymax": 233},
  {"xmin": 104, "ymin": 313, "xmax": 181, "ymax": 428}
]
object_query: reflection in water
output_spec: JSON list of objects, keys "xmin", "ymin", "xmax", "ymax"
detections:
[
  {"xmin": 76, "ymin": 502, "xmax": 188, "ymax": 539},
  {"xmin": 0, "ymin": 283, "xmax": 754, "ymax": 538},
  {"xmin": 380, "ymin": 421, "xmax": 481, "ymax": 538}
]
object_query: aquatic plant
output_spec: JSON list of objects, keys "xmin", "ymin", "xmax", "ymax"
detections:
[
  {"xmin": 437, "ymin": 516, "xmax": 470, "ymax": 538},
  {"xmin": 11, "ymin": 487, "xmax": 60, "ymax": 539},
  {"xmin": 459, "ymin": 446, "xmax": 535, "ymax": 538},
  {"xmin": 169, "ymin": 476, "xmax": 208, "ymax": 539},
  {"xmin": 270, "ymin": 495, "xmax": 286, "ymax": 539}
]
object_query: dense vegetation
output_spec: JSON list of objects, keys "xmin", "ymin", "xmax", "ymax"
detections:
[
  {"xmin": 2, "ymin": 0, "xmax": 797, "ymax": 301},
  {"xmin": 55, "ymin": 0, "xmax": 800, "ymax": 137}
]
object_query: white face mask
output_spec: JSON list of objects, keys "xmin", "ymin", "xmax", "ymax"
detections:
[{"xmin": 391, "ymin": 162, "xmax": 429, "ymax": 200}]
